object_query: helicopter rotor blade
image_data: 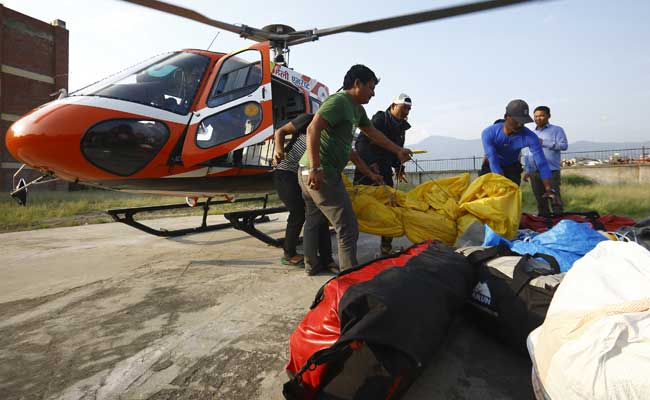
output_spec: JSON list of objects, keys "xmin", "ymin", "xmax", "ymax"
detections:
[
  {"xmin": 118, "ymin": 0, "xmax": 541, "ymax": 48},
  {"xmin": 118, "ymin": 0, "xmax": 281, "ymax": 42},
  {"xmin": 290, "ymin": 0, "xmax": 539, "ymax": 45}
]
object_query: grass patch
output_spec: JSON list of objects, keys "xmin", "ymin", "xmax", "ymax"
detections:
[
  {"xmin": 0, "ymin": 190, "xmax": 280, "ymax": 233},
  {"xmin": 2, "ymin": 178, "xmax": 649, "ymax": 233},
  {"xmin": 520, "ymin": 180, "xmax": 650, "ymax": 219},
  {"xmin": 562, "ymin": 175, "xmax": 596, "ymax": 186}
]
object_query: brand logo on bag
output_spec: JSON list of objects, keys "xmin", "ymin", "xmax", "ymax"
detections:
[{"xmin": 471, "ymin": 282, "xmax": 491, "ymax": 305}]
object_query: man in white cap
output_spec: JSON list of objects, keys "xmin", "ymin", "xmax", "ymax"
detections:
[{"xmin": 354, "ymin": 93, "xmax": 412, "ymax": 255}]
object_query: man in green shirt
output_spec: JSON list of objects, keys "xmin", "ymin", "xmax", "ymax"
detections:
[{"xmin": 298, "ymin": 64, "xmax": 412, "ymax": 275}]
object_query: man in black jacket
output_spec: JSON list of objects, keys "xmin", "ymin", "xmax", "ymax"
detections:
[{"xmin": 354, "ymin": 93, "xmax": 412, "ymax": 254}]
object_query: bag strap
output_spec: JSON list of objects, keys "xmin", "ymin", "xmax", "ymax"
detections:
[
  {"xmin": 289, "ymin": 341, "xmax": 353, "ymax": 387},
  {"xmin": 530, "ymin": 253, "xmax": 561, "ymax": 274},
  {"xmin": 511, "ymin": 253, "xmax": 560, "ymax": 295},
  {"xmin": 560, "ymin": 210, "xmax": 601, "ymax": 220},
  {"xmin": 466, "ymin": 243, "xmax": 516, "ymax": 265},
  {"xmin": 309, "ymin": 245, "xmax": 421, "ymax": 309}
]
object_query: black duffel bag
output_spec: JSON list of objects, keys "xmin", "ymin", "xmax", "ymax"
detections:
[{"xmin": 459, "ymin": 244, "xmax": 562, "ymax": 353}]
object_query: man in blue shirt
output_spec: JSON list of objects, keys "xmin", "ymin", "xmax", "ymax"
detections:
[
  {"xmin": 523, "ymin": 106, "xmax": 568, "ymax": 216},
  {"xmin": 480, "ymin": 99, "xmax": 554, "ymax": 199}
]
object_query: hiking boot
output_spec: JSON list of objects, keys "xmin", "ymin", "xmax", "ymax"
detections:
[
  {"xmin": 325, "ymin": 260, "xmax": 340, "ymax": 274},
  {"xmin": 380, "ymin": 236, "xmax": 393, "ymax": 256},
  {"xmin": 305, "ymin": 258, "xmax": 325, "ymax": 276},
  {"xmin": 306, "ymin": 264, "xmax": 327, "ymax": 276},
  {"xmin": 318, "ymin": 256, "xmax": 340, "ymax": 274},
  {"xmin": 380, "ymin": 244, "xmax": 392, "ymax": 256}
]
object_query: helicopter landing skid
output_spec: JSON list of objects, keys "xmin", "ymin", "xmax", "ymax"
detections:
[{"xmin": 106, "ymin": 195, "xmax": 288, "ymax": 247}]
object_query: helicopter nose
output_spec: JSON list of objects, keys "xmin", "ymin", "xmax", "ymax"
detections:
[
  {"xmin": 4, "ymin": 102, "xmax": 88, "ymax": 180},
  {"xmin": 5, "ymin": 113, "xmax": 67, "ymax": 172},
  {"xmin": 5, "ymin": 115, "xmax": 40, "ymax": 166}
]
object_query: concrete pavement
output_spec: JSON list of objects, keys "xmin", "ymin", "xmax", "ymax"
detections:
[{"xmin": 0, "ymin": 213, "xmax": 532, "ymax": 399}]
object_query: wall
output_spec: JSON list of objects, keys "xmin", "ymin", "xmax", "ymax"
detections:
[
  {"xmin": 0, "ymin": 5, "xmax": 68, "ymax": 192},
  {"xmin": 562, "ymin": 164, "xmax": 650, "ymax": 185},
  {"xmin": 350, "ymin": 165, "xmax": 650, "ymax": 187}
]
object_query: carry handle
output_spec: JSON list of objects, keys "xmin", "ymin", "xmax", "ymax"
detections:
[
  {"xmin": 466, "ymin": 243, "xmax": 515, "ymax": 265},
  {"xmin": 511, "ymin": 253, "xmax": 560, "ymax": 295},
  {"xmin": 530, "ymin": 252, "xmax": 561, "ymax": 274}
]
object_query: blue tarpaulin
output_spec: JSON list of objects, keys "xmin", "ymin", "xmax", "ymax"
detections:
[{"xmin": 483, "ymin": 220, "xmax": 608, "ymax": 272}]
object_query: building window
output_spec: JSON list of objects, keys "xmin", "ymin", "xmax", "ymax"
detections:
[
  {"xmin": 196, "ymin": 102, "xmax": 262, "ymax": 149},
  {"xmin": 81, "ymin": 119, "xmax": 169, "ymax": 176},
  {"xmin": 208, "ymin": 50, "xmax": 263, "ymax": 108}
]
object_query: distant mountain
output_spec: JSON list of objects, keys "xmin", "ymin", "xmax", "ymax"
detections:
[
  {"xmin": 410, "ymin": 135, "xmax": 650, "ymax": 160},
  {"xmin": 410, "ymin": 136, "xmax": 483, "ymax": 160}
]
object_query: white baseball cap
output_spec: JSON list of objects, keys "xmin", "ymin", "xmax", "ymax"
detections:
[{"xmin": 392, "ymin": 93, "xmax": 412, "ymax": 106}]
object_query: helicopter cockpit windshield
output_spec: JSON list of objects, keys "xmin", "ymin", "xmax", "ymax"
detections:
[{"xmin": 72, "ymin": 52, "xmax": 210, "ymax": 115}]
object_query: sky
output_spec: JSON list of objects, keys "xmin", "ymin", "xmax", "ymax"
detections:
[{"xmin": 4, "ymin": 0, "xmax": 650, "ymax": 145}]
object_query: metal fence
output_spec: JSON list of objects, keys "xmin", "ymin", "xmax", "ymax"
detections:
[
  {"xmin": 405, "ymin": 157, "xmax": 482, "ymax": 173},
  {"xmin": 561, "ymin": 147, "xmax": 649, "ymax": 167},
  {"xmin": 405, "ymin": 147, "xmax": 650, "ymax": 172}
]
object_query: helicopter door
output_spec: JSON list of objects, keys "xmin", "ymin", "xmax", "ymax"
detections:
[{"xmin": 180, "ymin": 42, "xmax": 273, "ymax": 167}]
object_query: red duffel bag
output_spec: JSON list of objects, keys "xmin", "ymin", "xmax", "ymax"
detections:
[{"xmin": 284, "ymin": 241, "xmax": 474, "ymax": 400}]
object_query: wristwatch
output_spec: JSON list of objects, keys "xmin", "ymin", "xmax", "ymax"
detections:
[{"xmin": 310, "ymin": 166, "xmax": 323, "ymax": 173}]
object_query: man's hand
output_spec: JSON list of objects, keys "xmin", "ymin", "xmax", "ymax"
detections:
[
  {"xmin": 307, "ymin": 169, "xmax": 324, "ymax": 191},
  {"xmin": 541, "ymin": 188, "xmax": 555, "ymax": 198},
  {"xmin": 523, "ymin": 172, "xmax": 530, "ymax": 182},
  {"xmin": 542, "ymin": 188, "xmax": 562, "ymax": 206},
  {"xmin": 272, "ymin": 150, "xmax": 285, "ymax": 165},
  {"xmin": 395, "ymin": 168, "xmax": 407, "ymax": 183},
  {"xmin": 369, "ymin": 173, "xmax": 384, "ymax": 186},
  {"xmin": 369, "ymin": 163, "xmax": 380, "ymax": 174},
  {"xmin": 397, "ymin": 148, "xmax": 412, "ymax": 163}
]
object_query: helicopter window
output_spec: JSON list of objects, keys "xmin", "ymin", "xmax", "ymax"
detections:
[
  {"xmin": 79, "ymin": 52, "xmax": 210, "ymax": 115},
  {"xmin": 196, "ymin": 101, "xmax": 262, "ymax": 149},
  {"xmin": 208, "ymin": 50, "xmax": 263, "ymax": 108},
  {"xmin": 310, "ymin": 98, "xmax": 321, "ymax": 113},
  {"xmin": 81, "ymin": 119, "xmax": 170, "ymax": 176},
  {"xmin": 271, "ymin": 79, "xmax": 306, "ymax": 128}
]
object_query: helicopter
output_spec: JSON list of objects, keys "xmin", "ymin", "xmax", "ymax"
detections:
[{"xmin": 5, "ymin": 0, "xmax": 538, "ymax": 242}]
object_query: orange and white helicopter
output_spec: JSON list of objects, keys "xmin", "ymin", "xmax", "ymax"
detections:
[{"xmin": 6, "ymin": 0, "xmax": 536, "ymax": 242}]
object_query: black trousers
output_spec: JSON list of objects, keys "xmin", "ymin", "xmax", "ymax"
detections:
[
  {"xmin": 479, "ymin": 160, "xmax": 523, "ymax": 186},
  {"xmin": 530, "ymin": 170, "xmax": 563, "ymax": 217},
  {"xmin": 274, "ymin": 169, "xmax": 331, "ymax": 260}
]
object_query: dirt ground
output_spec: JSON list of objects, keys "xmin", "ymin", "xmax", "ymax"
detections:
[{"xmin": 0, "ymin": 214, "xmax": 532, "ymax": 399}]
